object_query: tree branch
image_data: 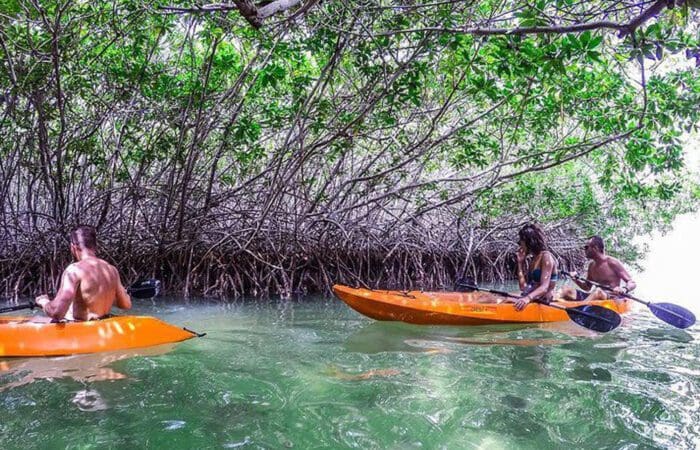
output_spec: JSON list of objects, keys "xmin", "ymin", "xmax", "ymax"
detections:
[
  {"xmin": 159, "ymin": 0, "xmax": 312, "ymax": 28},
  {"xmin": 375, "ymin": 0, "xmax": 672, "ymax": 38}
]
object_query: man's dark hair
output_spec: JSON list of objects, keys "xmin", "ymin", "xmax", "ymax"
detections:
[
  {"xmin": 588, "ymin": 235, "xmax": 605, "ymax": 253},
  {"xmin": 70, "ymin": 226, "xmax": 97, "ymax": 250},
  {"xmin": 518, "ymin": 223, "xmax": 548, "ymax": 253}
]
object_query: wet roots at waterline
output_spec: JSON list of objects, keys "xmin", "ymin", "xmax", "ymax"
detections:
[{"xmin": 0, "ymin": 231, "xmax": 584, "ymax": 299}]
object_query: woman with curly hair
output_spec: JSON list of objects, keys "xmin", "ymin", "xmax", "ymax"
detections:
[{"xmin": 514, "ymin": 223, "xmax": 559, "ymax": 311}]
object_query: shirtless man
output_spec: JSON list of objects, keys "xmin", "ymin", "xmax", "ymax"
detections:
[
  {"xmin": 34, "ymin": 226, "xmax": 131, "ymax": 321},
  {"xmin": 560, "ymin": 235, "xmax": 636, "ymax": 302}
]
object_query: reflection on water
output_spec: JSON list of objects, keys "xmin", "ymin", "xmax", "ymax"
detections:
[
  {"xmin": 343, "ymin": 321, "xmax": 573, "ymax": 354},
  {"xmin": 0, "ymin": 344, "xmax": 177, "ymax": 391},
  {"xmin": 0, "ymin": 298, "xmax": 698, "ymax": 449},
  {"xmin": 641, "ymin": 327, "xmax": 694, "ymax": 343}
]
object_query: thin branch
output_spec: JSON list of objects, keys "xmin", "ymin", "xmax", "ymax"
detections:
[{"xmin": 374, "ymin": 0, "xmax": 671, "ymax": 38}]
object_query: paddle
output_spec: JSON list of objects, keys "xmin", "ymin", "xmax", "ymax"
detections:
[
  {"xmin": 561, "ymin": 271, "xmax": 696, "ymax": 329},
  {"xmin": 456, "ymin": 281, "xmax": 622, "ymax": 333},
  {"xmin": 0, "ymin": 278, "xmax": 161, "ymax": 314}
]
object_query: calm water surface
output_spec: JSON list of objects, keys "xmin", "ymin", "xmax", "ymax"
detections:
[{"xmin": 1, "ymin": 295, "xmax": 698, "ymax": 449}]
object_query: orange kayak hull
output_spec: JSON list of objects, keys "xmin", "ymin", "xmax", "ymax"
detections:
[
  {"xmin": 0, "ymin": 316, "xmax": 198, "ymax": 357},
  {"xmin": 333, "ymin": 284, "xmax": 631, "ymax": 325}
]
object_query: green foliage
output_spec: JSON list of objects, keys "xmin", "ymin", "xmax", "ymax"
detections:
[{"xmin": 0, "ymin": 0, "xmax": 699, "ymax": 269}]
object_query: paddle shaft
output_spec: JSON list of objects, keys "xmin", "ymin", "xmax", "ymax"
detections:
[
  {"xmin": 0, "ymin": 282, "xmax": 157, "ymax": 314},
  {"xmin": 458, "ymin": 283, "xmax": 618, "ymax": 325},
  {"xmin": 563, "ymin": 271, "xmax": 649, "ymax": 305},
  {"xmin": 562, "ymin": 271, "xmax": 695, "ymax": 325},
  {"xmin": 462, "ymin": 285, "xmax": 518, "ymax": 299},
  {"xmin": 0, "ymin": 301, "xmax": 36, "ymax": 314}
]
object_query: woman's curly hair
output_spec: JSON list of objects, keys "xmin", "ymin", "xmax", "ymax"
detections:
[{"xmin": 518, "ymin": 223, "xmax": 548, "ymax": 254}]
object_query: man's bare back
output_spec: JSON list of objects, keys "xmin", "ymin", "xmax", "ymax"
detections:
[
  {"xmin": 36, "ymin": 227, "xmax": 131, "ymax": 321},
  {"xmin": 65, "ymin": 257, "xmax": 131, "ymax": 320}
]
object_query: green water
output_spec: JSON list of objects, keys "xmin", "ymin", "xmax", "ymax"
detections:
[{"xmin": 1, "ymin": 297, "xmax": 698, "ymax": 449}]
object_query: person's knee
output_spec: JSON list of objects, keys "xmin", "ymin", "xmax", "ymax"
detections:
[
  {"xmin": 559, "ymin": 287, "xmax": 575, "ymax": 300},
  {"xmin": 586, "ymin": 288, "xmax": 607, "ymax": 301}
]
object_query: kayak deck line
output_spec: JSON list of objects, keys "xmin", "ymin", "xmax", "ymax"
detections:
[
  {"xmin": 0, "ymin": 315, "xmax": 200, "ymax": 357},
  {"xmin": 333, "ymin": 284, "xmax": 631, "ymax": 326}
]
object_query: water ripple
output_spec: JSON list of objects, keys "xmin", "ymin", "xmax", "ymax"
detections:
[{"xmin": 0, "ymin": 298, "xmax": 698, "ymax": 449}]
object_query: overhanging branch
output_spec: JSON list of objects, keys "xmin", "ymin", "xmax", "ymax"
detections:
[
  {"xmin": 376, "ymin": 0, "xmax": 673, "ymax": 38},
  {"xmin": 159, "ymin": 0, "xmax": 308, "ymax": 29}
]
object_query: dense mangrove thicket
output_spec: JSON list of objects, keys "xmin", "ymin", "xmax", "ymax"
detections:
[{"xmin": 1, "ymin": 1, "xmax": 699, "ymax": 298}]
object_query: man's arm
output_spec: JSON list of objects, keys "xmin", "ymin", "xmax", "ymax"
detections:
[
  {"xmin": 37, "ymin": 266, "xmax": 78, "ymax": 320},
  {"xmin": 611, "ymin": 259, "xmax": 636, "ymax": 293},
  {"xmin": 569, "ymin": 265, "xmax": 593, "ymax": 291},
  {"xmin": 115, "ymin": 271, "xmax": 132, "ymax": 310}
]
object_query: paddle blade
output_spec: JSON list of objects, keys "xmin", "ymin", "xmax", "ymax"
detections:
[
  {"xmin": 128, "ymin": 279, "xmax": 161, "ymax": 299},
  {"xmin": 649, "ymin": 302, "xmax": 696, "ymax": 329},
  {"xmin": 567, "ymin": 305, "xmax": 622, "ymax": 333}
]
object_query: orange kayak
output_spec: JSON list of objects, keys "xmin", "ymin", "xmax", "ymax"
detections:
[
  {"xmin": 333, "ymin": 284, "xmax": 631, "ymax": 325},
  {"xmin": 0, "ymin": 316, "xmax": 199, "ymax": 357}
]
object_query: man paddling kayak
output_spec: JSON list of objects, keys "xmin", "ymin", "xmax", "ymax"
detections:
[
  {"xmin": 35, "ymin": 226, "xmax": 132, "ymax": 321},
  {"xmin": 559, "ymin": 235, "xmax": 636, "ymax": 302}
]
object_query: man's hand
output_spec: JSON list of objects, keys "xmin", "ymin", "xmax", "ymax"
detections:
[
  {"xmin": 35, "ymin": 294, "xmax": 50, "ymax": 309},
  {"xmin": 514, "ymin": 296, "xmax": 531, "ymax": 311},
  {"xmin": 568, "ymin": 270, "xmax": 578, "ymax": 279},
  {"xmin": 611, "ymin": 286, "xmax": 627, "ymax": 295}
]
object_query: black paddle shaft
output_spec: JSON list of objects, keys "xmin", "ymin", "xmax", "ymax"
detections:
[
  {"xmin": 561, "ymin": 271, "xmax": 649, "ymax": 304},
  {"xmin": 0, "ymin": 279, "xmax": 161, "ymax": 314},
  {"xmin": 561, "ymin": 271, "xmax": 695, "ymax": 329},
  {"xmin": 457, "ymin": 283, "xmax": 621, "ymax": 332},
  {"xmin": 0, "ymin": 301, "xmax": 37, "ymax": 314},
  {"xmin": 459, "ymin": 284, "xmax": 518, "ymax": 299}
]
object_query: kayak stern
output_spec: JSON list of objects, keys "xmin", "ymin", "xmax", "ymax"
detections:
[{"xmin": 0, "ymin": 316, "xmax": 198, "ymax": 357}]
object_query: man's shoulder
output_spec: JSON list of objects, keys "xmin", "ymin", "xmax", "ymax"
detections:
[
  {"xmin": 604, "ymin": 255, "xmax": 624, "ymax": 266},
  {"xmin": 586, "ymin": 259, "xmax": 600, "ymax": 270},
  {"xmin": 65, "ymin": 262, "xmax": 82, "ymax": 273},
  {"xmin": 72, "ymin": 258, "xmax": 115, "ymax": 272},
  {"xmin": 62, "ymin": 262, "xmax": 84, "ymax": 282}
]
